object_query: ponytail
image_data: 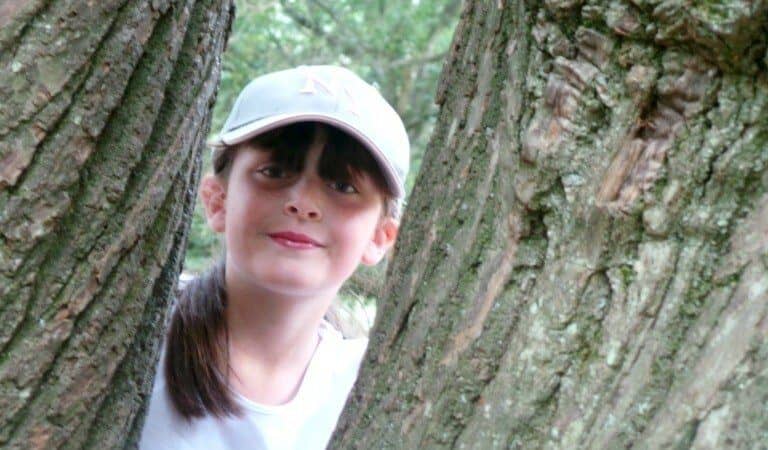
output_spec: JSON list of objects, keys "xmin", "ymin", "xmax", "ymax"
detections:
[
  {"xmin": 164, "ymin": 257, "xmax": 369, "ymax": 420},
  {"xmin": 164, "ymin": 259, "xmax": 241, "ymax": 420}
]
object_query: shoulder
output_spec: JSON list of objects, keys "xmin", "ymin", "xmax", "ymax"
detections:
[
  {"xmin": 318, "ymin": 321, "xmax": 368, "ymax": 377},
  {"xmin": 293, "ymin": 322, "xmax": 368, "ymax": 422}
]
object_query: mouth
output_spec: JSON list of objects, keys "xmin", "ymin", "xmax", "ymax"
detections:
[{"xmin": 267, "ymin": 231, "xmax": 324, "ymax": 249}]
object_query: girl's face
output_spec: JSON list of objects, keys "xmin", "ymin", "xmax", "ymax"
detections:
[{"xmin": 202, "ymin": 127, "xmax": 398, "ymax": 300}]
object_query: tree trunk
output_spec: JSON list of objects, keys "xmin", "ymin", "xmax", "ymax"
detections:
[
  {"xmin": 0, "ymin": 1, "xmax": 233, "ymax": 448},
  {"xmin": 332, "ymin": 1, "xmax": 768, "ymax": 449}
]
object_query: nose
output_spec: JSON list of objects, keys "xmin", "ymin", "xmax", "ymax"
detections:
[{"xmin": 283, "ymin": 182, "xmax": 322, "ymax": 221}]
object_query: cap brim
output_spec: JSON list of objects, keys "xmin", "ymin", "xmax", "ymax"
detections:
[{"xmin": 208, "ymin": 113, "xmax": 404, "ymax": 198}]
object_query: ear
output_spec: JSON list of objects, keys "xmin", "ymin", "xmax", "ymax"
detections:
[
  {"xmin": 199, "ymin": 174, "xmax": 227, "ymax": 233},
  {"xmin": 361, "ymin": 217, "xmax": 399, "ymax": 266}
]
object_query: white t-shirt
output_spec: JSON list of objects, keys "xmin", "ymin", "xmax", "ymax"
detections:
[{"xmin": 139, "ymin": 322, "xmax": 367, "ymax": 450}]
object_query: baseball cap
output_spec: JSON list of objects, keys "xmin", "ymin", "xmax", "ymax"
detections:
[{"xmin": 209, "ymin": 65, "xmax": 410, "ymax": 199}]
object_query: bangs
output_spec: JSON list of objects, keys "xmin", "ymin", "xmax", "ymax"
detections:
[
  {"xmin": 318, "ymin": 126, "xmax": 392, "ymax": 196},
  {"xmin": 243, "ymin": 122, "xmax": 393, "ymax": 196},
  {"xmin": 247, "ymin": 122, "xmax": 314, "ymax": 174}
]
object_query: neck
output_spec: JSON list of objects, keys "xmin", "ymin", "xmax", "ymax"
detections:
[
  {"xmin": 220, "ymin": 255, "xmax": 346, "ymax": 405},
  {"xmin": 223, "ymin": 266, "xmax": 337, "ymax": 371},
  {"xmin": 222, "ymin": 265, "xmax": 340, "ymax": 405}
]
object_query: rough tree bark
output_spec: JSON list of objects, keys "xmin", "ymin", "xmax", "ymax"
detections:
[
  {"xmin": 0, "ymin": 1, "xmax": 233, "ymax": 448},
  {"xmin": 332, "ymin": 1, "xmax": 768, "ymax": 449}
]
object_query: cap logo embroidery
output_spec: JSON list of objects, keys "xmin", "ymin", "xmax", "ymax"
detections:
[{"xmin": 299, "ymin": 68, "xmax": 360, "ymax": 117}]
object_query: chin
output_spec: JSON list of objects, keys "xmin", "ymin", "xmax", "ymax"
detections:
[
  {"xmin": 255, "ymin": 270, "xmax": 333, "ymax": 297},
  {"xmin": 265, "ymin": 281, "xmax": 337, "ymax": 299}
]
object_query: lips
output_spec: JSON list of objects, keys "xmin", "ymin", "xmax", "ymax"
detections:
[{"xmin": 267, "ymin": 231, "xmax": 324, "ymax": 249}]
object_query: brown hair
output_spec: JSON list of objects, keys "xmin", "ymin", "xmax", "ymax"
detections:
[{"xmin": 165, "ymin": 122, "xmax": 397, "ymax": 420}]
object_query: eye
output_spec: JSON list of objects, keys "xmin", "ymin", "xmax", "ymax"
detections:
[
  {"xmin": 329, "ymin": 180, "xmax": 358, "ymax": 194},
  {"xmin": 256, "ymin": 165, "xmax": 289, "ymax": 178}
]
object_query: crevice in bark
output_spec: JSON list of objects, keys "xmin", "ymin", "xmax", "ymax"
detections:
[
  {"xmin": 615, "ymin": 253, "xmax": 685, "ymax": 440},
  {"xmin": 0, "ymin": 0, "xmax": 56, "ymax": 60},
  {"xmin": 699, "ymin": 114, "xmax": 743, "ymax": 196},
  {"xmin": 391, "ymin": 298, "xmax": 420, "ymax": 359},
  {"xmin": 0, "ymin": 65, "xmax": 89, "ymax": 190},
  {"xmin": 0, "ymin": 0, "xmax": 131, "ymax": 152},
  {"xmin": 447, "ymin": 267, "xmax": 538, "ymax": 447},
  {"xmin": 435, "ymin": 0, "xmax": 477, "ymax": 106},
  {"xmin": 610, "ymin": 245, "xmax": 714, "ymax": 444}
]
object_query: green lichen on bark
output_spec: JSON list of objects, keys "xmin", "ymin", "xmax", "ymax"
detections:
[
  {"xmin": 0, "ymin": 0, "xmax": 233, "ymax": 448},
  {"xmin": 332, "ymin": 0, "xmax": 768, "ymax": 449}
]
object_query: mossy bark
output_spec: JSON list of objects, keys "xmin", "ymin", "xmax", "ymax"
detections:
[
  {"xmin": 332, "ymin": 1, "xmax": 768, "ymax": 449},
  {"xmin": 0, "ymin": 0, "xmax": 233, "ymax": 448}
]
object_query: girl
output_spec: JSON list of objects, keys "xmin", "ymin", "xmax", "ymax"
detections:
[{"xmin": 139, "ymin": 66, "xmax": 410, "ymax": 449}]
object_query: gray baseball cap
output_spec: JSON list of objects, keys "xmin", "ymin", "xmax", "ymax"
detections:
[{"xmin": 209, "ymin": 65, "xmax": 410, "ymax": 199}]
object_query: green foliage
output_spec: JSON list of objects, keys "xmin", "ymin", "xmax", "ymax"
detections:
[
  {"xmin": 184, "ymin": 203, "xmax": 223, "ymax": 272},
  {"xmin": 184, "ymin": 0, "xmax": 460, "ymax": 274}
]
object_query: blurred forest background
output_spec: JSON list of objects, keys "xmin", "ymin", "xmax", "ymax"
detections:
[{"xmin": 183, "ymin": 0, "xmax": 460, "ymax": 317}]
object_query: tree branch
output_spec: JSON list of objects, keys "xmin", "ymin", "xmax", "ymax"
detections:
[{"xmin": 278, "ymin": 0, "xmax": 370, "ymax": 58}]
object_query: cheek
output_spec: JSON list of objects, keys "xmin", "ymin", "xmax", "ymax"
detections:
[
  {"xmin": 335, "ymin": 212, "xmax": 380, "ymax": 250},
  {"xmin": 223, "ymin": 195, "xmax": 263, "ymax": 241}
]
